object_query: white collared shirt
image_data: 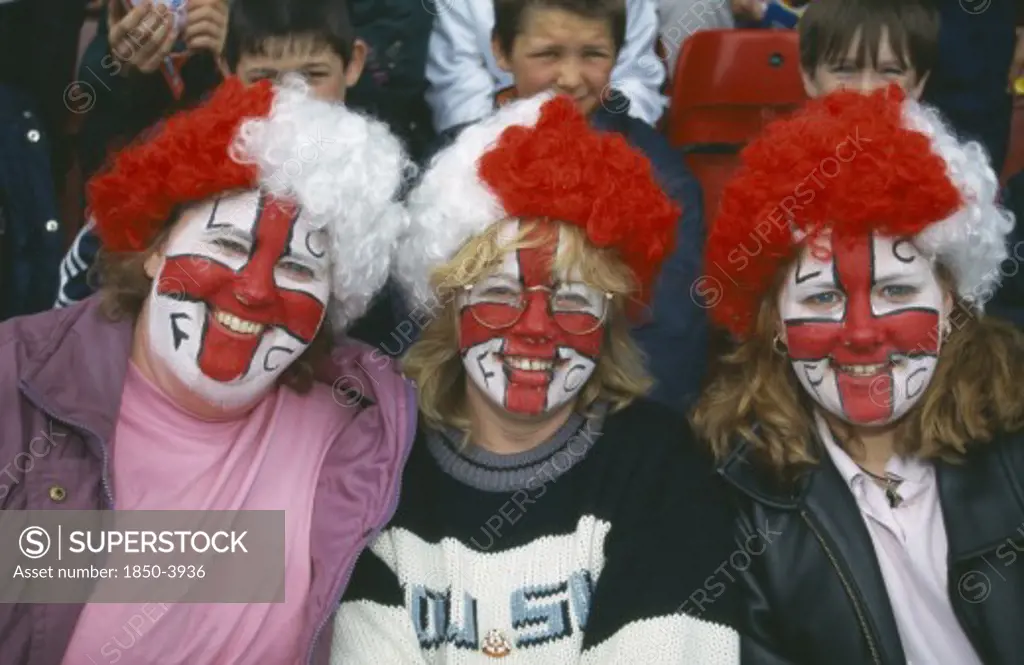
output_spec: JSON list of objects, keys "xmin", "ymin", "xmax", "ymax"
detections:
[{"xmin": 815, "ymin": 413, "xmax": 983, "ymax": 665}]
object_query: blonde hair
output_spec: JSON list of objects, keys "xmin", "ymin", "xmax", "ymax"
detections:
[
  {"xmin": 693, "ymin": 264, "xmax": 1024, "ymax": 475},
  {"xmin": 401, "ymin": 220, "xmax": 651, "ymax": 433}
]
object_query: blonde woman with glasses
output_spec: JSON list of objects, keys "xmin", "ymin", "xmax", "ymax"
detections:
[{"xmin": 329, "ymin": 92, "xmax": 743, "ymax": 664}]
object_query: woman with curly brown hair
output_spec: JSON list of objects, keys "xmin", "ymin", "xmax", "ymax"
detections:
[{"xmin": 694, "ymin": 85, "xmax": 1024, "ymax": 665}]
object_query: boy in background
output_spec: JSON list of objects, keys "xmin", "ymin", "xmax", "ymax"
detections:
[
  {"xmin": 426, "ymin": 0, "xmax": 666, "ymax": 135},
  {"xmin": 224, "ymin": 0, "xmax": 367, "ymax": 100},
  {"xmin": 484, "ymin": 0, "xmax": 709, "ymax": 412},
  {"xmin": 798, "ymin": 0, "xmax": 938, "ymax": 99}
]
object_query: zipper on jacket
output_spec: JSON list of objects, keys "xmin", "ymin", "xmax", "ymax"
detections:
[
  {"xmin": 303, "ymin": 480, "xmax": 404, "ymax": 665},
  {"xmin": 303, "ymin": 382, "xmax": 418, "ymax": 664},
  {"xmin": 19, "ymin": 381, "xmax": 115, "ymax": 508},
  {"xmin": 800, "ymin": 510, "xmax": 881, "ymax": 665}
]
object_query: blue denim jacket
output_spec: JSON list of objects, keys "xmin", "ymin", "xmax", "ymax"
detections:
[{"xmin": 0, "ymin": 85, "xmax": 64, "ymax": 321}]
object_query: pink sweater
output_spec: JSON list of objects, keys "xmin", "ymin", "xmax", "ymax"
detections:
[{"xmin": 62, "ymin": 363, "xmax": 342, "ymax": 665}]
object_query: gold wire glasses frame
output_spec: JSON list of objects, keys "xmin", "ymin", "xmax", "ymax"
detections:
[{"xmin": 462, "ymin": 283, "xmax": 613, "ymax": 335}]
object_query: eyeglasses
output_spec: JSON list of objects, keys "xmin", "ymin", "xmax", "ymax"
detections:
[{"xmin": 462, "ymin": 279, "xmax": 612, "ymax": 335}]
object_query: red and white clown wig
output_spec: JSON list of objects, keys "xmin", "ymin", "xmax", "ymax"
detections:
[
  {"xmin": 88, "ymin": 75, "xmax": 410, "ymax": 408},
  {"xmin": 394, "ymin": 92, "xmax": 678, "ymax": 417},
  {"xmin": 704, "ymin": 85, "xmax": 1015, "ymax": 427}
]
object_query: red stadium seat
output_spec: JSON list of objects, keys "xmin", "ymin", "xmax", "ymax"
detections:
[{"xmin": 666, "ymin": 29, "xmax": 808, "ymax": 224}]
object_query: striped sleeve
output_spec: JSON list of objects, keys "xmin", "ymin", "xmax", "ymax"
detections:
[
  {"xmin": 54, "ymin": 220, "xmax": 100, "ymax": 308},
  {"xmin": 578, "ymin": 428, "xmax": 741, "ymax": 663},
  {"xmin": 331, "ymin": 535, "xmax": 426, "ymax": 664}
]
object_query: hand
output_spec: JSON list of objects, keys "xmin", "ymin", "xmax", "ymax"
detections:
[
  {"xmin": 1009, "ymin": 27, "xmax": 1024, "ymax": 94},
  {"xmin": 184, "ymin": 0, "xmax": 229, "ymax": 57},
  {"xmin": 108, "ymin": 0, "xmax": 178, "ymax": 75},
  {"xmin": 731, "ymin": 0, "xmax": 767, "ymax": 22}
]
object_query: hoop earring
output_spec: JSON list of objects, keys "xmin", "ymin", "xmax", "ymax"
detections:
[{"xmin": 772, "ymin": 334, "xmax": 788, "ymax": 356}]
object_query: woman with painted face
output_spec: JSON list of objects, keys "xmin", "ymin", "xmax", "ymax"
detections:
[
  {"xmin": 695, "ymin": 85, "xmax": 1024, "ymax": 665},
  {"xmin": 330, "ymin": 93, "xmax": 742, "ymax": 663},
  {"xmin": 0, "ymin": 76, "xmax": 416, "ymax": 664}
]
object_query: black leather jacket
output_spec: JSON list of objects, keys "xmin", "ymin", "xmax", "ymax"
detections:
[{"xmin": 718, "ymin": 428, "xmax": 1024, "ymax": 665}]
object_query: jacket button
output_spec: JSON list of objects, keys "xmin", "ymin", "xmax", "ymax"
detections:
[
  {"xmin": 26, "ymin": 129, "xmax": 40, "ymax": 143},
  {"xmin": 48, "ymin": 485, "xmax": 67, "ymax": 503},
  {"xmin": 45, "ymin": 219, "xmax": 59, "ymax": 232}
]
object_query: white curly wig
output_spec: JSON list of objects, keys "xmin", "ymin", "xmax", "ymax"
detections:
[
  {"xmin": 231, "ymin": 76, "xmax": 413, "ymax": 331},
  {"xmin": 394, "ymin": 92, "xmax": 555, "ymax": 311},
  {"xmin": 900, "ymin": 99, "xmax": 1015, "ymax": 309}
]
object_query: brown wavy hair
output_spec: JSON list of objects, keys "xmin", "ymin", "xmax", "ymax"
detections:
[
  {"xmin": 93, "ymin": 213, "xmax": 333, "ymax": 394},
  {"xmin": 693, "ymin": 263, "xmax": 1024, "ymax": 474},
  {"xmin": 401, "ymin": 219, "xmax": 652, "ymax": 434}
]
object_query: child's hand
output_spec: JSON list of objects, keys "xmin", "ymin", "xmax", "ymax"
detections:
[
  {"xmin": 108, "ymin": 0, "xmax": 178, "ymax": 75},
  {"xmin": 184, "ymin": 0, "xmax": 229, "ymax": 57}
]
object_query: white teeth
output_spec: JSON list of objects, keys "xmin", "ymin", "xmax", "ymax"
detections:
[
  {"xmin": 214, "ymin": 311, "xmax": 265, "ymax": 336},
  {"xmin": 837, "ymin": 363, "xmax": 887, "ymax": 377},
  {"xmin": 505, "ymin": 357, "xmax": 553, "ymax": 371}
]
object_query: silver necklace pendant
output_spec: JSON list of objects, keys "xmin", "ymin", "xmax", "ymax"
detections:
[{"xmin": 885, "ymin": 485, "xmax": 904, "ymax": 509}]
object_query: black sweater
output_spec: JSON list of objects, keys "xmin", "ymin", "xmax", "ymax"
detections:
[{"xmin": 331, "ymin": 398, "xmax": 742, "ymax": 663}]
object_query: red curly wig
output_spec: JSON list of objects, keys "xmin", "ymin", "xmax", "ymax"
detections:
[
  {"xmin": 88, "ymin": 76, "xmax": 275, "ymax": 253},
  {"xmin": 705, "ymin": 85, "xmax": 962, "ymax": 338},
  {"xmin": 478, "ymin": 95, "xmax": 680, "ymax": 305}
]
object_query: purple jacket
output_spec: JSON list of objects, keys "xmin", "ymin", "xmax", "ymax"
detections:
[{"xmin": 0, "ymin": 297, "xmax": 417, "ymax": 665}]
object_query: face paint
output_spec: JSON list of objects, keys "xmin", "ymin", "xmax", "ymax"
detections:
[
  {"xmin": 778, "ymin": 232, "xmax": 945, "ymax": 425},
  {"xmin": 147, "ymin": 190, "xmax": 330, "ymax": 408},
  {"xmin": 458, "ymin": 220, "xmax": 607, "ymax": 416}
]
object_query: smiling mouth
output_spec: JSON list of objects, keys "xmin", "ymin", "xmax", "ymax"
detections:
[
  {"xmin": 501, "ymin": 355, "xmax": 563, "ymax": 373},
  {"xmin": 832, "ymin": 356, "xmax": 909, "ymax": 377},
  {"xmin": 213, "ymin": 310, "xmax": 265, "ymax": 336}
]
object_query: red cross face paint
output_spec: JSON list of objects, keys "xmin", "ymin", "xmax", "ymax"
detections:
[
  {"xmin": 458, "ymin": 221, "xmax": 607, "ymax": 416},
  {"xmin": 778, "ymin": 232, "xmax": 946, "ymax": 426},
  {"xmin": 147, "ymin": 190, "xmax": 330, "ymax": 408}
]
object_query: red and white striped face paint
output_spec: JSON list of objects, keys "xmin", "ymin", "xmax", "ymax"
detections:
[
  {"xmin": 147, "ymin": 190, "xmax": 330, "ymax": 408},
  {"xmin": 778, "ymin": 232, "xmax": 946, "ymax": 426},
  {"xmin": 458, "ymin": 221, "xmax": 606, "ymax": 416}
]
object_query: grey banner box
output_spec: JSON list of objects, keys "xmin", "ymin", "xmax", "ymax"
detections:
[{"xmin": 0, "ymin": 511, "xmax": 284, "ymax": 603}]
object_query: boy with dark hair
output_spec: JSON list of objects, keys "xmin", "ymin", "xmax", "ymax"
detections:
[
  {"xmin": 224, "ymin": 0, "xmax": 366, "ymax": 100},
  {"xmin": 798, "ymin": 0, "xmax": 939, "ymax": 99},
  {"xmin": 479, "ymin": 0, "xmax": 710, "ymax": 412}
]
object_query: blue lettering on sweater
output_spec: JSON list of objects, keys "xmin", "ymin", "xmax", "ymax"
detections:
[
  {"xmin": 411, "ymin": 585, "xmax": 449, "ymax": 648},
  {"xmin": 510, "ymin": 580, "xmax": 572, "ymax": 646},
  {"xmin": 409, "ymin": 570, "xmax": 594, "ymax": 651}
]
